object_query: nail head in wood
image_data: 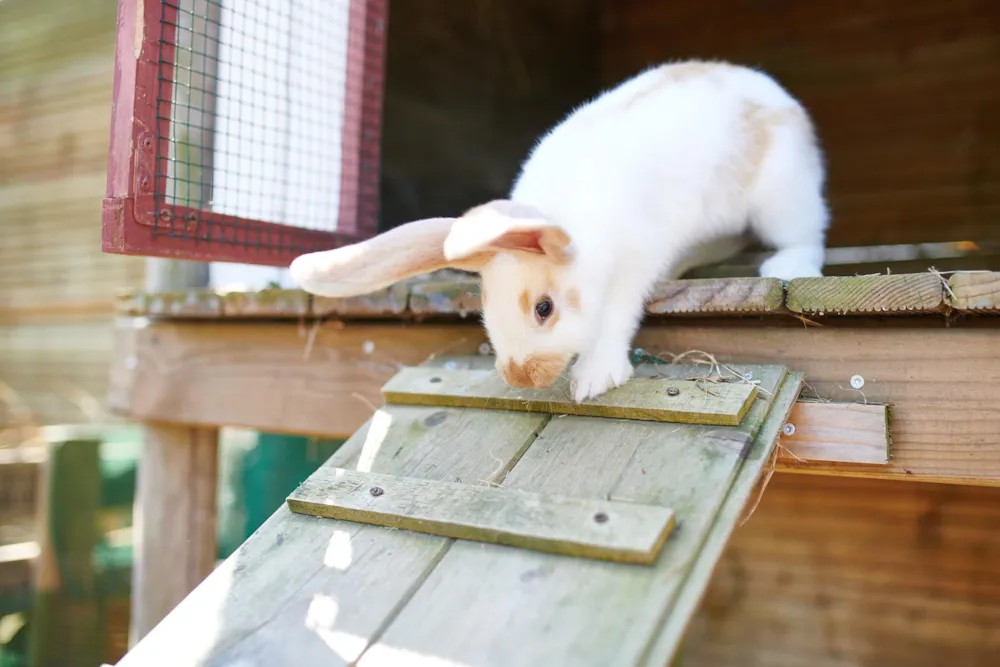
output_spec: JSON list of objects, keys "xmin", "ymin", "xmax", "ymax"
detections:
[
  {"xmin": 666, "ymin": 387, "xmax": 680, "ymax": 396},
  {"xmin": 370, "ymin": 486, "xmax": 384, "ymax": 497}
]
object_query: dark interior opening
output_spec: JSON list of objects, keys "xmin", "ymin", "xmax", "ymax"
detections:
[{"xmin": 378, "ymin": 0, "xmax": 1000, "ymax": 268}]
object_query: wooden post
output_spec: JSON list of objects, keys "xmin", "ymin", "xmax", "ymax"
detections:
[
  {"xmin": 27, "ymin": 434, "xmax": 104, "ymax": 667},
  {"xmin": 131, "ymin": 0, "xmax": 221, "ymax": 641},
  {"xmin": 129, "ymin": 424, "xmax": 219, "ymax": 645}
]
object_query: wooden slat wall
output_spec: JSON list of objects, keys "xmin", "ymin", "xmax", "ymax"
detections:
[
  {"xmin": 600, "ymin": 0, "xmax": 1000, "ymax": 249},
  {"xmin": 0, "ymin": 0, "xmax": 145, "ymax": 425},
  {"xmin": 684, "ymin": 475, "xmax": 1000, "ymax": 667}
]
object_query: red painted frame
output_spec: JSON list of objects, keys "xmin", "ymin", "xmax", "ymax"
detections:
[{"xmin": 102, "ymin": 0, "xmax": 387, "ymax": 266}]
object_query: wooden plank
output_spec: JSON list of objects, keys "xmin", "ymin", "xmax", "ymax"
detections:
[
  {"xmin": 108, "ymin": 319, "xmax": 489, "ymax": 438},
  {"xmin": 408, "ymin": 277, "xmax": 482, "ymax": 316},
  {"xmin": 646, "ymin": 277, "xmax": 785, "ymax": 315},
  {"xmin": 632, "ymin": 326, "xmax": 1000, "ymax": 485},
  {"xmin": 116, "ymin": 405, "xmax": 551, "ymax": 667},
  {"xmin": 27, "ymin": 433, "xmax": 104, "ymax": 667},
  {"xmin": 786, "ymin": 273, "xmax": 946, "ymax": 315},
  {"xmin": 779, "ymin": 402, "xmax": 890, "ymax": 465},
  {"xmin": 221, "ymin": 289, "xmax": 309, "ymax": 318},
  {"xmin": 288, "ymin": 468, "xmax": 676, "ymax": 564},
  {"xmin": 111, "ymin": 321, "xmax": 1000, "ymax": 485},
  {"xmin": 382, "ymin": 366, "xmax": 758, "ymax": 426},
  {"xmin": 116, "ymin": 272, "xmax": 1000, "ymax": 321},
  {"xmin": 117, "ymin": 290, "xmax": 223, "ymax": 318},
  {"xmin": 948, "ymin": 271, "xmax": 1000, "ymax": 313},
  {"xmin": 642, "ymin": 372, "xmax": 803, "ymax": 666},
  {"xmin": 128, "ymin": 425, "xmax": 219, "ymax": 646},
  {"xmin": 357, "ymin": 365, "xmax": 799, "ymax": 667},
  {"xmin": 312, "ymin": 282, "xmax": 409, "ymax": 318},
  {"xmin": 683, "ymin": 475, "xmax": 1000, "ymax": 667}
]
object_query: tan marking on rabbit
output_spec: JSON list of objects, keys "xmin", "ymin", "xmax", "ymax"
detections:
[
  {"xmin": 497, "ymin": 352, "xmax": 569, "ymax": 389},
  {"xmin": 662, "ymin": 61, "xmax": 728, "ymax": 82},
  {"xmin": 518, "ymin": 289, "xmax": 531, "ymax": 317},
  {"xmin": 565, "ymin": 287, "xmax": 581, "ymax": 311},
  {"xmin": 741, "ymin": 103, "xmax": 812, "ymax": 190}
]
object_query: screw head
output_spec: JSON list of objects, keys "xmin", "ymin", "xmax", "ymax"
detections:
[
  {"xmin": 850, "ymin": 375, "xmax": 865, "ymax": 390},
  {"xmin": 369, "ymin": 486, "xmax": 384, "ymax": 497},
  {"xmin": 593, "ymin": 512, "xmax": 609, "ymax": 524},
  {"xmin": 429, "ymin": 377, "xmax": 442, "ymax": 384},
  {"xmin": 478, "ymin": 342, "xmax": 492, "ymax": 356},
  {"xmin": 743, "ymin": 371, "xmax": 754, "ymax": 381},
  {"xmin": 783, "ymin": 423, "xmax": 796, "ymax": 436},
  {"xmin": 666, "ymin": 386, "xmax": 680, "ymax": 396}
]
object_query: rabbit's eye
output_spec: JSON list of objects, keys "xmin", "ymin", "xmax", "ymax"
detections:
[{"xmin": 534, "ymin": 297, "xmax": 554, "ymax": 322}]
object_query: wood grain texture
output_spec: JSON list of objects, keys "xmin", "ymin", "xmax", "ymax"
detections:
[
  {"xmin": 780, "ymin": 402, "xmax": 890, "ymax": 465},
  {"xmin": 128, "ymin": 425, "xmax": 219, "ymax": 646},
  {"xmin": 633, "ymin": 326, "xmax": 1000, "ymax": 485},
  {"xmin": 646, "ymin": 277, "xmax": 785, "ymax": 315},
  {"xmin": 357, "ymin": 365, "xmax": 798, "ymax": 667},
  {"xmin": 948, "ymin": 271, "xmax": 1000, "ymax": 313},
  {"xmin": 117, "ymin": 405, "xmax": 551, "ymax": 667},
  {"xmin": 382, "ymin": 366, "xmax": 759, "ymax": 426},
  {"xmin": 683, "ymin": 475, "xmax": 1000, "ymax": 667},
  {"xmin": 312, "ymin": 282, "xmax": 409, "ymax": 318},
  {"xmin": 601, "ymin": 0, "xmax": 1000, "ymax": 249},
  {"xmin": 786, "ymin": 274, "xmax": 946, "ymax": 314},
  {"xmin": 288, "ymin": 468, "xmax": 676, "ymax": 564},
  {"xmin": 107, "ymin": 320, "xmax": 489, "ymax": 438},
  {"xmin": 642, "ymin": 371, "xmax": 804, "ymax": 667},
  {"xmin": 408, "ymin": 277, "xmax": 482, "ymax": 316},
  {"xmin": 117, "ymin": 272, "xmax": 1000, "ymax": 321},
  {"xmin": 111, "ymin": 322, "xmax": 1000, "ymax": 483},
  {"xmin": 220, "ymin": 289, "xmax": 309, "ymax": 318}
]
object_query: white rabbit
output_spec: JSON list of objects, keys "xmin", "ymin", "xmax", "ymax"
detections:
[{"xmin": 290, "ymin": 59, "xmax": 829, "ymax": 402}]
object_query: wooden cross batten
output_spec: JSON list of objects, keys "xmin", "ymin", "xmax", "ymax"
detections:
[{"xmin": 287, "ymin": 363, "xmax": 794, "ymax": 566}]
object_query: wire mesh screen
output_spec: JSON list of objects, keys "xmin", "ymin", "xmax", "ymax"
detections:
[{"xmin": 103, "ymin": 0, "xmax": 385, "ymax": 264}]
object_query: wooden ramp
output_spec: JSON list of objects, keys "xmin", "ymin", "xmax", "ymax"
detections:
[{"xmin": 117, "ymin": 359, "xmax": 805, "ymax": 667}]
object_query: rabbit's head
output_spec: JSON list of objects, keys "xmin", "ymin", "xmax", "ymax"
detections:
[{"xmin": 289, "ymin": 200, "xmax": 588, "ymax": 389}]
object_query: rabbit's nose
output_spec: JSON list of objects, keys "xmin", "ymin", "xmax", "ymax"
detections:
[{"xmin": 498, "ymin": 358, "xmax": 535, "ymax": 388}]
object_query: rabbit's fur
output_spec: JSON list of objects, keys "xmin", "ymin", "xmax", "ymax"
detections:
[{"xmin": 290, "ymin": 60, "xmax": 829, "ymax": 402}]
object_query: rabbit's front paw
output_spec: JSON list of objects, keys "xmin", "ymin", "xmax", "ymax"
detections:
[{"xmin": 571, "ymin": 351, "xmax": 634, "ymax": 402}]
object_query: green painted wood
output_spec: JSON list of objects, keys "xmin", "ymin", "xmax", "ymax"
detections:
[
  {"xmin": 381, "ymin": 366, "xmax": 758, "ymax": 426},
  {"xmin": 357, "ymin": 364, "xmax": 799, "ymax": 667},
  {"xmin": 288, "ymin": 468, "xmax": 676, "ymax": 564},
  {"xmin": 27, "ymin": 437, "xmax": 105, "ymax": 667}
]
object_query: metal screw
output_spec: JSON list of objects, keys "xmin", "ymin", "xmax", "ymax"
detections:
[
  {"xmin": 429, "ymin": 377, "xmax": 442, "ymax": 384},
  {"xmin": 478, "ymin": 342, "xmax": 492, "ymax": 356},
  {"xmin": 666, "ymin": 387, "xmax": 680, "ymax": 396},
  {"xmin": 593, "ymin": 512, "xmax": 609, "ymax": 524},
  {"xmin": 743, "ymin": 371, "xmax": 754, "ymax": 381},
  {"xmin": 369, "ymin": 487, "xmax": 384, "ymax": 497},
  {"xmin": 850, "ymin": 375, "xmax": 865, "ymax": 390},
  {"xmin": 783, "ymin": 423, "xmax": 796, "ymax": 436}
]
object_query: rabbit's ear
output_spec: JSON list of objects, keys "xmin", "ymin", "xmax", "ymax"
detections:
[
  {"xmin": 289, "ymin": 217, "xmax": 488, "ymax": 298},
  {"xmin": 444, "ymin": 200, "xmax": 573, "ymax": 264}
]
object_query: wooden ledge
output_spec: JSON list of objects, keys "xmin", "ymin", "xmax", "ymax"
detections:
[{"xmin": 116, "ymin": 271, "xmax": 1000, "ymax": 322}]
